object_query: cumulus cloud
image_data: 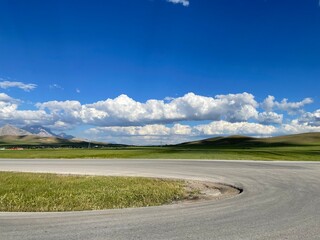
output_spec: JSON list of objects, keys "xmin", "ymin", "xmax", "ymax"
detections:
[
  {"xmin": 87, "ymin": 118, "xmax": 320, "ymax": 145},
  {"xmin": 3, "ymin": 92, "xmax": 317, "ymax": 128},
  {"xmin": 0, "ymin": 93, "xmax": 59, "ymax": 128},
  {"xmin": 261, "ymin": 95, "xmax": 276, "ymax": 112},
  {"xmin": 194, "ymin": 121, "xmax": 277, "ymax": 136},
  {"xmin": 89, "ymin": 125, "xmax": 170, "ymax": 137},
  {"xmin": 88, "ymin": 123, "xmax": 193, "ymax": 137},
  {"xmin": 277, "ymin": 98, "xmax": 313, "ymax": 115},
  {"xmin": 88, "ymin": 121, "xmax": 275, "ymax": 138},
  {"xmin": 71, "ymin": 119, "xmax": 320, "ymax": 143},
  {"xmin": 0, "ymin": 102, "xmax": 50, "ymax": 127},
  {"xmin": 86, "ymin": 124, "xmax": 193, "ymax": 145},
  {"xmin": 86, "ymin": 121, "xmax": 277, "ymax": 145},
  {"xmin": 167, "ymin": 0, "xmax": 189, "ymax": 7},
  {"xmin": 0, "ymin": 93, "xmax": 19, "ymax": 103},
  {"xmin": 296, "ymin": 110, "xmax": 320, "ymax": 127},
  {"xmin": 36, "ymin": 100, "xmax": 82, "ymax": 126},
  {"xmin": 261, "ymin": 95, "xmax": 313, "ymax": 115},
  {"xmin": 72, "ymin": 93, "xmax": 258, "ymax": 126},
  {"xmin": 171, "ymin": 123, "xmax": 193, "ymax": 135},
  {"xmin": 1, "ymin": 91, "xmax": 319, "ymax": 144},
  {"xmin": 0, "ymin": 80, "xmax": 37, "ymax": 92},
  {"xmin": 36, "ymin": 92, "xmax": 259, "ymax": 127},
  {"xmin": 258, "ymin": 112, "xmax": 283, "ymax": 124},
  {"xmin": 280, "ymin": 119, "xmax": 320, "ymax": 134}
]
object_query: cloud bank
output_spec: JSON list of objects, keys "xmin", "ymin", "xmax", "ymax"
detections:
[
  {"xmin": 0, "ymin": 91, "xmax": 319, "ymax": 144},
  {"xmin": 35, "ymin": 92, "xmax": 259, "ymax": 126}
]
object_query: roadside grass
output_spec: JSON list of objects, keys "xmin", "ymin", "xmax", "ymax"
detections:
[
  {"xmin": 0, "ymin": 146, "xmax": 319, "ymax": 160},
  {"xmin": 0, "ymin": 172, "xmax": 187, "ymax": 212}
]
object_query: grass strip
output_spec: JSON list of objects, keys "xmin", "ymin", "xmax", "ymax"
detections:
[
  {"xmin": 0, "ymin": 172, "xmax": 186, "ymax": 212},
  {"xmin": 0, "ymin": 146, "xmax": 319, "ymax": 160}
]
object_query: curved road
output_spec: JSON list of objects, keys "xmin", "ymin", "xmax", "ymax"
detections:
[{"xmin": 0, "ymin": 159, "xmax": 320, "ymax": 240}]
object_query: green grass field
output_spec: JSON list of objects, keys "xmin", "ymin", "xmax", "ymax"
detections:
[
  {"xmin": 0, "ymin": 172, "xmax": 188, "ymax": 212},
  {"xmin": 0, "ymin": 132, "xmax": 319, "ymax": 160},
  {"xmin": 0, "ymin": 145, "xmax": 319, "ymax": 160}
]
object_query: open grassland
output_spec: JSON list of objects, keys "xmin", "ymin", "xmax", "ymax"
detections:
[
  {"xmin": 0, "ymin": 172, "xmax": 187, "ymax": 212},
  {"xmin": 0, "ymin": 133, "xmax": 319, "ymax": 161},
  {"xmin": 0, "ymin": 145, "xmax": 319, "ymax": 160}
]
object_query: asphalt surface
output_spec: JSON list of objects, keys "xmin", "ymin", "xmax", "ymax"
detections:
[{"xmin": 0, "ymin": 159, "xmax": 320, "ymax": 240}]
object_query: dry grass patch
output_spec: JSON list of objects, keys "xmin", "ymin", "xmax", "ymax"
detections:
[{"xmin": 0, "ymin": 172, "xmax": 187, "ymax": 212}]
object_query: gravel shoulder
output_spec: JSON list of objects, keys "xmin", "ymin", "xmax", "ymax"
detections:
[{"xmin": 183, "ymin": 180, "xmax": 241, "ymax": 203}]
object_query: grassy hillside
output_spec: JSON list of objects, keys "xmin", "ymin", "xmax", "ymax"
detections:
[
  {"xmin": 178, "ymin": 132, "xmax": 320, "ymax": 148},
  {"xmin": 0, "ymin": 133, "xmax": 319, "ymax": 160},
  {"xmin": 0, "ymin": 135, "xmax": 124, "ymax": 148}
]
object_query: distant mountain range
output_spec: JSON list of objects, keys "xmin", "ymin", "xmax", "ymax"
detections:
[
  {"xmin": 0, "ymin": 124, "xmax": 74, "ymax": 140},
  {"xmin": 0, "ymin": 124, "xmax": 127, "ymax": 148},
  {"xmin": 1, "ymin": 124, "xmax": 319, "ymax": 149},
  {"xmin": 0, "ymin": 134, "xmax": 125, "ymax": 148}
]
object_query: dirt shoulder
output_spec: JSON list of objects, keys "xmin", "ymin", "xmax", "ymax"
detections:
[{"xmin": 181, "ymin": 180, "xmax": 241, "ymax": 203}]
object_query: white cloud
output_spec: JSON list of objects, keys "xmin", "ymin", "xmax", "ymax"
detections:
[
  {"xmin": 8, "ymin": 92, "xmax": 318, "ymax": 130},
  {"xmin": 258, "ymin": 112, "xmax": 283, "ymax": 124},
  {"xmin": 213, "ymin": 92, "xmax": 258, "ymax": 122},
  {"xmin": 261, "ymin": 95, "xmax": 276, "ymax": 112},
  {"xmin": 296, "ymin": 110, "xmax": 320, "ymax": 127},
  {"xmin": 167, "ymin": 0, "xmax": 189, "ymax": 7},
  {"xmin": 171, "ymin": 123, "xmax": 193, "ymax": 135},
  {"xmin": 277, "ymin": 98, "xmax": 313, "ymax": 115},
  {"xmin": 1, "ymin": 91, "xmax": 319, "ymax": 145},
  {"xmin": 89, "ymin": 125, "xmax": 170, "ymax": 137},
  {"xmin": 194, "ymin": 121, "xmax": 277, "ymax": 136},
  {"xmin": 0, "ymin": 93, "xmax": 19, "ymax": 103},
  {"xmin": 88, "ymin": 118, "xmax": 320, "ymax": 145},
  {"xmin": 0, "ymin": 93, "xmax": 57, "ymax": 127},
  {"xmin": 280, "ymin": 120, "xmax": 320, "ymax": 134},
  {"xmin": 35, "ymin": 92, "xmax": 259, "ymax": 127},
  {"xmin": 0, "ymin": 101, "xmax": 50, "ymax": 127},
  {"xmin": 48, "ymin": 120, "xmax": 76, "ymax": 131},
  {"xmin": 261, "ymin": 95, "xmax": 313, "ymax": 115},
  {"xmin": 86, "ymin": 121, "xmax": 277, "ymax": 145},
  {"xmin": 36, "ymin": 100, "xmax": 82, "ymax": 125},
  {"xmin": 0, "ymin": 80, "xmax": 37, "ymax": 92},
  {"xmin": 164, "ymin": 96, "xmax": 174, "ymax": 102},
  {"xmin": 80, "ymin": 92, "xmax": 258, "ymax": 125},
  {"xmin": 88, "ymin": 123, "xmax": 193, "ymax": 137},
  {"xmin": 86, "ymin": 124, "xmax": 188, "ymax": 145}
]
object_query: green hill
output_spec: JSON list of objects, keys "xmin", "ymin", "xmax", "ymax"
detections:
[
  {"xmin": 0, "ymin": 135, "xmax": 124, "ymax": 148},
  {"xmin": 178, "ymin": 132, "xmax": 320, "ymax": 148}
]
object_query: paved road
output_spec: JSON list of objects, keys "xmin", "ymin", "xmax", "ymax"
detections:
[{"xmin": 0, "ymin": 159, "xmax": 319, "ymax": 240}]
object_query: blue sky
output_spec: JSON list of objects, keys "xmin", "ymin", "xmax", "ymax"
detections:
[{"xmin": 0, "ymin": 0, "xmax": 319, "ymax": 144}]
